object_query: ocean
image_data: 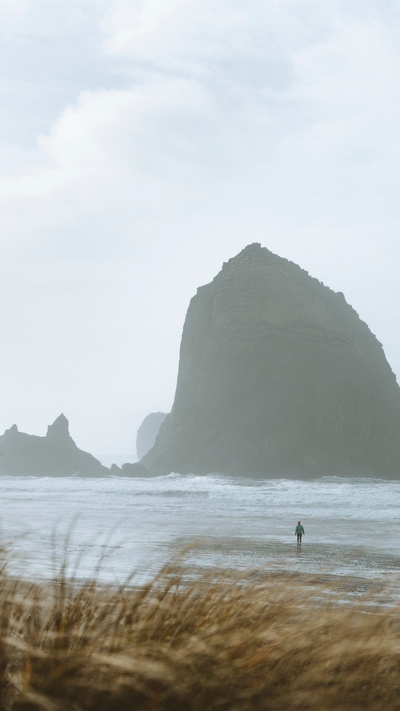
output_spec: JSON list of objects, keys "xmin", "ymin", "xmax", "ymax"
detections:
[{"xmin": 1, "ymin": 471, "xmax": 400, "ymax": 591}]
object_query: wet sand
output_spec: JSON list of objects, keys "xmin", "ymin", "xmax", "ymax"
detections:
[{"xmin": 169, "ymin": 535, "xmax": 400, "ymax": 605}]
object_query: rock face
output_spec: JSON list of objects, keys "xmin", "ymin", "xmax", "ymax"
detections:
[
  {"xmin": 136, "ymin": 412, "xmax": 167, "ymax": 459},
  {"xmin": 143, "ymin": 243, "xmax": 400, "ymax": 478},
  {"xmin": 0, "ymin": 414, "xmax": 109, "ymax": 476}
]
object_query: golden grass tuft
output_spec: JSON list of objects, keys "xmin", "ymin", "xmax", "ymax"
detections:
[{"xmin": 0, "ymin": 546, "xmax": 400, "ymax": 710}]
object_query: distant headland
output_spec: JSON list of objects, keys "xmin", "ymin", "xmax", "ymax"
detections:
[{"xmin": 0, "ymin": 414, "xmax": 108, "ymax": 477}]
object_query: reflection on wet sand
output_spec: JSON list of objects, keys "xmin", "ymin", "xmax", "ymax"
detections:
[{"xmin": 170, "ymin": 535, "xmax": 400, "ymax": 603}]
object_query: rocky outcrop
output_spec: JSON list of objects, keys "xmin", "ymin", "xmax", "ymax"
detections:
[
  {"xmin": 0, "ymin": 414, "xmax": 109, "ymax": 476},
  {"xmin": 136, "ymin": 412, "xmax": 167, "ymax": 459},
  {"xmin": 143, "ymin": 243, "xmax": 400, "ymax": 478}
]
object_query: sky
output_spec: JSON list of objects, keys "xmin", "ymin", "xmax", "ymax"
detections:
[{"xmin": 1, "ymin": 0, "xmax": 400, "ymax": 460}]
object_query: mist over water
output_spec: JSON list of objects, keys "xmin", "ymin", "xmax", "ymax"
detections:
[{"xmin": 1, "ymin": 474, "xmax": 400, "ymax": 586}]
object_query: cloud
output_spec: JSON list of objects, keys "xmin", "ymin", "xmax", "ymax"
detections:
[
  {"xmin": 0, "ymin": 0, "xmax": 26, "ymax": 17},
  {"xmin": 102, "ymin": 0, "xmax": 214, "ymax": 60},
  {"xmin": 0, "ymin": 77, "xmax": 223, "ymax": 261},
  {"xmin": 1, "ymin": 0, "xmax": 400, "ymax": 275},
  {"xmin": 2, "ymin": 0, "xmax": 400, "ymax": 272}
]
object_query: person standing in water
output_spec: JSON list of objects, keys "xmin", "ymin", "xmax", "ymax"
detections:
[{"xmin": 295, "ymin": 521, "xmax": 305, "ymax": 544}]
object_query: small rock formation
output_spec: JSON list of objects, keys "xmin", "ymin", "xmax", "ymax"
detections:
[
  {"xmin": 0, "ymin": 414, "xmax": 109, "ymax": 476},
  {"xmin": 143, "ymin": 243, "xmax": 400, "ymax": 478},
  {"xmin": 136, "ymin": 412, "xmax": 167, "ymax": 459}
]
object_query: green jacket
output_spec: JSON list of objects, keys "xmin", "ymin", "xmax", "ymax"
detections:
[{"xmin": 295, "ymin": 525, "xmax": 305, "ymax": 535}]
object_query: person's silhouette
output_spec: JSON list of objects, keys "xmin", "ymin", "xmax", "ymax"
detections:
[{"xmin": 295, "ymin": 521, "xmax": 305, "ymax": 544}]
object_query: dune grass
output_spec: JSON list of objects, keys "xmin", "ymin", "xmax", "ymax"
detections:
[{"xmin": 0, "ymin": 545, "xmax": 400, "ymax": 710}]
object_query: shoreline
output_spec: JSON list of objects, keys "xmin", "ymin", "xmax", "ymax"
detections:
[{"xmin": 5, "ymin": 558, "xmax": 400, "ymax": 609}]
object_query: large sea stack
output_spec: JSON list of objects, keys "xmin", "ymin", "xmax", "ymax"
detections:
[{"xmin": 143, "ymin": 243, "xmax": 400, "ymax": 478}]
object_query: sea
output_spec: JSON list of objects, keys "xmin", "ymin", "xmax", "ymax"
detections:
[{"xmin": 1, "ymin": 462, "xmax": 400, "ymax": 595}]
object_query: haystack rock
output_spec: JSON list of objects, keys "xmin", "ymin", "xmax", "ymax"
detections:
[
  {"xmin": 0, "ymin": 414, "xmax": 109, "ymax": 476},
  {"xmin": 143, "ymin": 243, "xmax": 400, "ymax": 478}
]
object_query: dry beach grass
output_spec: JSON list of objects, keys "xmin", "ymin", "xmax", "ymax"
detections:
[{"xmin": 0, "ymin": 545, "xmax": 400, "ymax": 710}]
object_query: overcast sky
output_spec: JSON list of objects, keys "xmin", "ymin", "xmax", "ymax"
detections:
[{"xmin": 1, "ymin": 0, "xmax": 400, "ymax": 460}]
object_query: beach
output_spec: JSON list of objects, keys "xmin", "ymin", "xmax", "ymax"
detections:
[{"xmin": 1, "ymin": 473, "xmax": 400, "ymax": 707}]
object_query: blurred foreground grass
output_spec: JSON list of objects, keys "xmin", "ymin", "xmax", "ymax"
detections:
[{"xmin": 0, "ymin": 544, "xmax": 400, "ymax": 710}]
